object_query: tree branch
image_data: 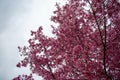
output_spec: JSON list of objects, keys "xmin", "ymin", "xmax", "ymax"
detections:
[
  {"xmin": 44, "ymin": 47, "xmax": 56, "ymax": 80},
  {"xmin": 86, "ymin": 0, "xmax": 105, "ymax": 46},
  {"xmin": 86, "ymin": 0, "xmax": 112, "ymax": 79}
]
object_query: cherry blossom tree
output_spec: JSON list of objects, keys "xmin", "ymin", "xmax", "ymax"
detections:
[
  {"xmin": 13, "ymin": 74, "xmax": 34, "ymax": 80},
  {"xmin": 13, "ymin": 0, "xmax": 120, "ymax": 80}
]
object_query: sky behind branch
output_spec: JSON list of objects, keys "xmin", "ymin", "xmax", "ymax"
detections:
[{"xmin": 0, "ymin": 0, "xmax": 65, "ymax": 80}]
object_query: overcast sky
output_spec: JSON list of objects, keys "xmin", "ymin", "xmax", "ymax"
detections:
[{"xmin": 0, "ymin": 0, "xmax": 65, "ymax": 80}]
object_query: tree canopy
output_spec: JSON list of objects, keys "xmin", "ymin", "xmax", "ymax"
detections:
[{"xmin": 13, "ymin": 0, "xmax": 120, "ymax": 80}]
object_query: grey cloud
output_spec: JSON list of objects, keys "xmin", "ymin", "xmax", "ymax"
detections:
[
  {"xmin": 0, "ymin": 0, "xmax": 31, "ymax": 33},
  {"xmin": 0, "ymin": 0, "xmax": 32, "ymax": 80}
]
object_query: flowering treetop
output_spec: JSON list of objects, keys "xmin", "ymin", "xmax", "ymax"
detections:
[{"xmin": 13, "ymin": 0, "xmax": 120, "ymax": 80}]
